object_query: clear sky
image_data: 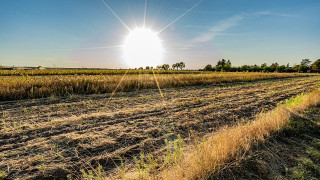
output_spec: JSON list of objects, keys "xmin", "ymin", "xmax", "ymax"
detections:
[{"xmin": 0, "ymin": 0, "xmax": 319, "ymax": 69}]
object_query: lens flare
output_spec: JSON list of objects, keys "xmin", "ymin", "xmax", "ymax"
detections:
[{"xmin": 123, "ymin": 28, "xmax": 163, "ymax": 68}]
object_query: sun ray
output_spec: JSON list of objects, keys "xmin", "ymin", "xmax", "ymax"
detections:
[
  {"xmin": 157, "ymin": 0, "xmax": 205, "ymax": 33},
  {"xmin": 143, "ymin": 0, "xmax": 148, "ymax": 28},
  {"xmin": 152, "ymin": 69, "xmax": 168, "ymax": 111},
  {"xmin": 100, "ymin": 0, "xmax": 132, "ymax": 31},
  {"xmin": 107, "ymin": 69, "xmax": 129, "ymax": 103}
]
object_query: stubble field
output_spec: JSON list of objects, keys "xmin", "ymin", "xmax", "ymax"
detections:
[{"xmin": 0, "ymin": 74, "xmax": 320, "ymax": 179}]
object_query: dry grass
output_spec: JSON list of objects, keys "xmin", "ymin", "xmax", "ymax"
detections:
[
  {"xmin": 1, "ymin": 76, "xmax": 319, "ymax": 179},
  {"xmin": 121, "ymin": 89, "xmax": 320, "ymax": 179},
  {"xmin": 156, "ymin": 89, "xmax": 320, "ymax": 180},
  {"xmin": 214, "ymin": 106, "xmax": 320, "ymax": 179},
  {"xmin": 0, "ymin": 72, "xmax": 313, "ymax": 101}
]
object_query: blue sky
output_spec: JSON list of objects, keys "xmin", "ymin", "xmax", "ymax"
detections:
[{"xmin": 0, "ymin": 0, "xmax": 319, "ymax": 68}]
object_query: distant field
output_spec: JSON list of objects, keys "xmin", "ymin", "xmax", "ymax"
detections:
[
  {"xmin": 0, "ymin": 76, "xmax": 319, "ymax": 179},
  {"xmin": 0, "ymin": 69, "xmax": 204, "ymax": 76},
  {"xmin": 0, "ymin": 71, "xmax": 315, "ymax": 101}
]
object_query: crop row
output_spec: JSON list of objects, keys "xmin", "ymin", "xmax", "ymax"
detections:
[{"xmin": 0, "ymin": 72, "xmax": 314, "ymax": 101}]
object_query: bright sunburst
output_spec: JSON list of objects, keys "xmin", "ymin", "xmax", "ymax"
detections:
[
  {"xmin": 122, "ymin": 28, "xmax": 163, "ymax": 68},
  {"xmin": 100, "ymin": 0, "xmax": 204, "ymax": 68}
]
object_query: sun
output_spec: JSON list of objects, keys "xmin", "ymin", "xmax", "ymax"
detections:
[{"xmin": 123, "ymin": 28, "xmax": 163, "ymax": 68}]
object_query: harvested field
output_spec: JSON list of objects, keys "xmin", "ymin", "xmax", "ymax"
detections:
[
  {"xmin": 0, "ymin": 75, "xmax": 320, "ymax": 179},
  {"xmin": 0, "ymin": 72, "xmax": 313, "ymax": 101}
]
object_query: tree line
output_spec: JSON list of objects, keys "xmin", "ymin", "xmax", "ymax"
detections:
[
  {"xmin": 2, "ymin": 59, "xmax": 319, "ymax": 72},
  {"xmin": 137, "ymin": 62, "xmax": 186, "ymax": 71},
  {"xmin": 204, "ymin": 59, "xmax": 320, "ymax": 73}
]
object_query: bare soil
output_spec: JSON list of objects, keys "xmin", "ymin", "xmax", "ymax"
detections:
[{"xmin": 0, "ymin": 76, "xmax": 320, "ymax": 179}]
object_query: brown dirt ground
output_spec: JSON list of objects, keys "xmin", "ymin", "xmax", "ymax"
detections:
[{"xmin": 0, "ymin": 76, "xmax": 320, "ymax": 179}]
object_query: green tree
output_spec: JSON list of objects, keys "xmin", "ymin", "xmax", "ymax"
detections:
[
  {"xmin": 292, "ymin": 65, "xmax": 300, "ymax": 72},
  {"xmin": 240, "ymin": 65, "xmax": 249, "ymax": 72},
  {"xmin": 224, "ymin": 60, "xmax": 232, "ymax": 71},
  {"xmin": 217, "ymin": 59, "xmax": 227, "ymax": 67},
  {"xmin": 178, "ymin": 62, "xmax": 185, "ymax": 70},
  {"xmin": 172, "ymin": 64, "xmax": 177, "ymax": 70},
  {"xmin": 263, "ymin": 66, "xmax": 272, "ymax": 72},
  {"xmin": 230, "ymin": 67, "xmax": 239, "ymax": 72},
  {"xmin": 300, "ymin": 59, "xmax": 312, "ymax": 72},
  {"xmin": 251, "ymin": 65, "xmax": 260, "ymax": 72},
  {"xmin": 270, "ymin": 63, "xmax": 279, "ymax": 72},
  {"xmin": 162, "ymin": 64, "xmax": 170, "ymax": 70},
  {"xmin": 145, "ymin": 66, "xmax": 150, "ymax": 70},
  {"xmin": 301, "ymin": 59, "xmax": 312, "ymax": 67},
  {"xmin": 204, "ymin": 64, "xmax": 213, "ymax": 71},
  {"xmin": 261, "ymin": 63, "xmax": 267, "ymax": 68},
  {"xmin": 226, "ymin": 60, "xmax": 231, "ymax": 66},
  {"xmin": 216, "ymin": 65, "xmax": 223, "ymax": 72},
  {"xmin": 276, "ymin": 65, "xmax": 286, "ymax": 73},
  {"xmin": 311, "ymin": 59, "xmax": 320, "ymax": 72},
  {"xmin": 176, "ymin": 63, "xmax": 180, "ymax": 70}
]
